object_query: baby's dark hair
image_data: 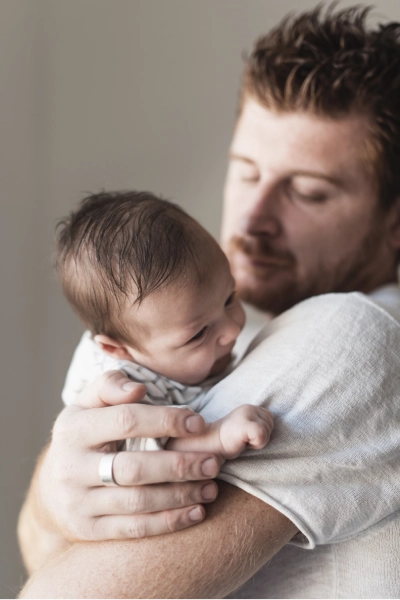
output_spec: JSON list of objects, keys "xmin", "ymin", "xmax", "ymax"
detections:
[{"xmin": 56, "ymin": 190, "xmax": 216, "ymax": 345}]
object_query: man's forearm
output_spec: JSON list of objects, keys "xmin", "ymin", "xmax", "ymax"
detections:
[
  {"xmin": 17, "ymin": 446, "xmax": 70, "ymax": 575},
  {"xmin": 20, "ymin": 482, "xmax": 297, "ymax": 599}
]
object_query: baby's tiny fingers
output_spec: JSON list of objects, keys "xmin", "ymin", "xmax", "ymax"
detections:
[
  {"xmin": 257, "ymin": 407, "xmax": 274, "ymax": 426},
  {"xmin": 246, "ymin": 421, "xmax": 271, "ymax": 449}
]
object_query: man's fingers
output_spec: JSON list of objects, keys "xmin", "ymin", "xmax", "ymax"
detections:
[
  {"xmin": 69, "ymin": 403, "xmax": 205, "ymax": 447},
  {"xmin": 76, "ymin": 370, "xmax": 147, "ymax": 409},
  {"xmin": 113, "ymin": 450, "xmax": 220, "ymax": 485},
  {"xmin": 87, "ymin": 481, "xmax": 218, "ymax": 515},
  {"xmin": 90, "ymin": 505, "xmax": 206, "ymax": 540},
  {"xmin": 85, "ymin": 449, "xmax": 220, "ymax": 486}
]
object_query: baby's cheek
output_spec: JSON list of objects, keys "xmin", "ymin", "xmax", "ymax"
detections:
[{"xmin": 189, "ymin": 350, "xmax": 214, "ymax": 382}]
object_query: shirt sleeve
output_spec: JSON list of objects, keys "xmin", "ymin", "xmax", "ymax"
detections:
[{"xmin": 199, "ymin": 292, "xmax": 400, "ymax": 548}]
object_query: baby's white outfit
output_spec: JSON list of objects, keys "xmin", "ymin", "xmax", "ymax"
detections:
[{"xmin": 62, "ymin": 331, "xmax": 229, "ymax": 450}]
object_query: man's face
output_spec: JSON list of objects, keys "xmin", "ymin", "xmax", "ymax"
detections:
[{"xmin": 221, "ymin": 99, "xmax": 399, "ymax": 315}]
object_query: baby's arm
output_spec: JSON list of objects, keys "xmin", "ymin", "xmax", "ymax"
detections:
[{"xmin": 167, "ymin": 405, "xmax": 273, "ymax": 461}]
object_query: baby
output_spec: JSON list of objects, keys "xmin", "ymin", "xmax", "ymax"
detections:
[{"xmin": 57, "ymin": 191, "xmax": 273, "ymax": 460}]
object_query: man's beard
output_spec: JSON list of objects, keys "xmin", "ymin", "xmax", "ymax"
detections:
[
  {"xmin": 226, "ymin": 227, "xmax": 393, "ymax": 316},
  {"xmin": 226, "ymin": 235, "xmax": 301, "ymax": 314}
]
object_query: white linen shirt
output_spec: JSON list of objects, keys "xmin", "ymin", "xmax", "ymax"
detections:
[
  {"xmin": 63, "ymin": 286, "xmax": 400, "ymax": 598},
  {"xmin": 201, "ymin": 288, "xmax": 400, "ymax": 598}
]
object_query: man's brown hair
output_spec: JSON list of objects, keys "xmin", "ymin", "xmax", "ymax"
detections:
[
  {"xmin": 241, "ymin": 3, "xmax": 400, "ymax": 208},
  {"xmin": 56, "ymin": 191, "xmax": 215, "ymax": 345}
]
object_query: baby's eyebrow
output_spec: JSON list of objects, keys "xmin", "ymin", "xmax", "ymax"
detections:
[
  {"xmin": 173, "ymin": 316, "xmax": 206, "ymax": 340},
  {"xmin": 182, "ymin": 317, "xmax": 206, "ymax": 332},
  {"xmin": 173, "ymin": 323, "xmax": 205, "ymax": 348}
]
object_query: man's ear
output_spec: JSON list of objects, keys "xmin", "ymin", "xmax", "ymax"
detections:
[
  {"xmin": 387, "ymin": 196, "xmax": 400, "ymax": 249},
  {"xmin": 94, "ymin": 335, "xmax": 133, "ymax": 361}
]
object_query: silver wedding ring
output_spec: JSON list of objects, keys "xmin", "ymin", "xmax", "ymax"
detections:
[{"xmin": 99, "ymin": 452, "xmax": 119, "ymax": 486}]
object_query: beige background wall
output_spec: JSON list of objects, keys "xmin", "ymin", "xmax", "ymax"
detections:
[{"xmin": 1, "ymin": 1, "xmax": 400, "ymax": 596}]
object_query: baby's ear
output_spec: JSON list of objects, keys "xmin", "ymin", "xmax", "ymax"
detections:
[{"xmin": 94, "ymin": 335, "xmax": 133, "ymax": 361}]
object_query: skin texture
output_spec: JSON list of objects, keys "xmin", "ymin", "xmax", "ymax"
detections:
[
  {"xmin": 221, "ymin": 100, "xmax": 400, "ymax": 314},
  {"xmin": 167, "ymin": 405, "xmax": 274, "ymax": 459},
  {"xmin": 18, "ymin": 372, "xmax": 222, "ymax": 573},
  {"xmin": 95, "ymin": 246, "xmax": 246, "ymax": 385},
  {"xmin": 18, "ymin": 104, "xmax": 400, "ymax": 597},
  {"xmin": 20, "ymin": 482, "xmax": 297, "ymax": 599}
]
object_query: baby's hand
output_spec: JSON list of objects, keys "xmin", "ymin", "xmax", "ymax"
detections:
[
  {"xmin": 166, "ymin": 405, "xmax": 273, "ymax": 462},
  {"xmin": 217, "ymin": 405, "xmax": 274, "ymax": 460}
]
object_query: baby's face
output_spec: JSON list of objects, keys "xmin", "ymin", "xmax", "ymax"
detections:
[{"xmin": 123, "ymin": 252, "xmax": 246, "ymax": 385}]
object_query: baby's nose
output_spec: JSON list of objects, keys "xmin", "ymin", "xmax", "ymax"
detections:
[{"xmin": 218, "ymin": 317, "xmax": 242, "ymax": 347}]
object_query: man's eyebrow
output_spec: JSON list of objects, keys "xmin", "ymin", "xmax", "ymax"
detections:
[{"xmin": 228, "ymin": 153, "xmax": 257, "ymax": 166}]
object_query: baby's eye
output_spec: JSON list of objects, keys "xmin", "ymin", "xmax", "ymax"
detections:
[
  {"xmin": 189, "ymin": 327, "xmax": 207, "ymax": 342},
  {"xmin": 225, "ymin": 291, "xmax": 235, "ymax": 307}
]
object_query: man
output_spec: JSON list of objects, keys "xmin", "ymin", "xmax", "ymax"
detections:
[{"xmin": 18, "ymin": 5, "xmax": 400, "ymax": 598}]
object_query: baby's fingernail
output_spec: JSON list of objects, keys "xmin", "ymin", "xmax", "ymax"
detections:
[
  {"xmin": 201, "ymin": 483, "xmax": 218, "ymax": 501},
  {"xmin": 188, "ymin": 506, "xmax": 204, "ymax": 522},
  {"xmin": 201, "ymin": 457, "xmax": 219, "ymax": 477},
  {"xmin": 186, "ymin": 414, "xmax": 203, "ymax": 433},
  {"xmin": 122, "ymin": 381, "xmax": 140, "ymax": 392}
]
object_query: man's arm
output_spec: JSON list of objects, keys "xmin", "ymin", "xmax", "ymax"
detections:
[
  {"xmin": 20, "ymin": 482, "xmax": 297, "ymax": 599},
  {"xmin": 18, "ymin": 372, "xmax": 221, "ymax": 576},
  {"xmin": 17, "ymin": 446, "xmax": 71, "ymax": 575}
]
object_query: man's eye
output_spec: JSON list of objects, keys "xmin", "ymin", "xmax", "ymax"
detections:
[
  {"xmin": 225, "ymin": 292, "xmax": 235, "ymax": 307},
  {"xmin": 292, "ymin": 189, "xmax": 327, "ymax": 203},
  {"xmin": 189, "ymin": 327, "xmax": 206, "ymax": 342}
]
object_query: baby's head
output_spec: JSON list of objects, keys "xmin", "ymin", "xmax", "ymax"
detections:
[{"xmin": 56, "ymin": 191, "xmax": 245, "ymax": 384}]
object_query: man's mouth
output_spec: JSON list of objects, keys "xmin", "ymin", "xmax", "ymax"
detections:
[
  {"xmin": 228, "ymin": 236, "xmax": 295, "ymax": 271},
  {"xmin": 236, "ymin": 253, "xmax": 291, "ymax": 270}
]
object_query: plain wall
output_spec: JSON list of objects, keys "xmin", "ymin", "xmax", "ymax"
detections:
[{"xmin": 2, "ymin": 1, "xmax": 400, "ymax": 596}]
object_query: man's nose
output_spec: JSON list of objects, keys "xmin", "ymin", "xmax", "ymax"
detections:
[
  {"xmin": 218, "ymin": 316, "xmax": 242, "ymax": 347},
  {"xmin": 243, "ymin": 183, "xmax": 282, "ymax": 237}
]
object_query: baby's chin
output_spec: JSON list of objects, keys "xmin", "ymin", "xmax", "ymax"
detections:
[{"xmin": 177, "ymin": 352, "xmax": 233, "ymax": 386}]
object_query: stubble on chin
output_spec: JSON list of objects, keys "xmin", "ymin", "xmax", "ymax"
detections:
[
  {"xmin": 226, "ymin": 235, "xmax": 302, "ymax": 315},
  {"xmin": 235, "ymin": 273, "xmax": 305, "ymax": 316},
  {"xmin": 227, "ymin": 235, "xmax": 295, "ymax": 266},
  {"xmin": 227, "ymin": 215, "xmax": 394, "ymax": 316}
]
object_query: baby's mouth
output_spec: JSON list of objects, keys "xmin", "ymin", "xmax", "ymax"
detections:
[{"xmin": 209, "ymin": 352, "xmax": 233, "ymax": 377}]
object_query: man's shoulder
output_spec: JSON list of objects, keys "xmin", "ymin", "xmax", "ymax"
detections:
[
  {"xmin": 367, "ymin": 283, "xmax": 400, "ymax": 323},
  {"xmin": 284, "ymin": 289, "xmax": 400, "ymax": 323},
  {"xmin": 245, "ymin": 289, "xmax": 400, "ymax": 358},
  {"xmin": 289, "ymin": 289, "xmax": 400, "ymax": 336}
]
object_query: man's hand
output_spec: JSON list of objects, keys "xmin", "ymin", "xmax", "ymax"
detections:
[{"xmin": 18, "ymin": 371, "xmax": 220, "ymax": 574}]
